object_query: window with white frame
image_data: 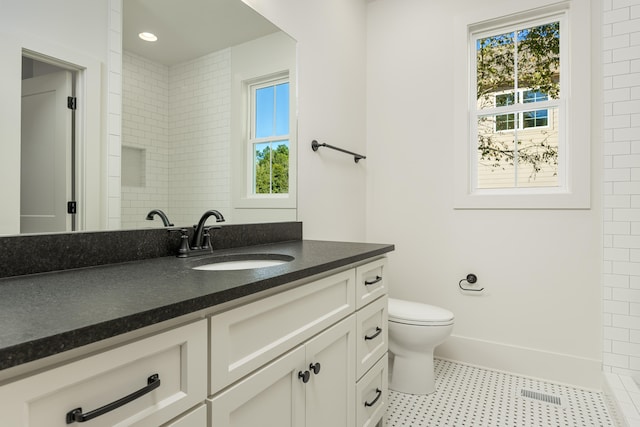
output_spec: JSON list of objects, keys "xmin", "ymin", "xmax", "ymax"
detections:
[
  {"xmin": 248, "ymin": 77, "xmax": 290, "ymax": 196},
  {"xmin": 473, "ymin": 16, "xmax": 564, "ymax": 190},
  {"xmin": 453, "ymin": 2, "xmax": 591, "ymax": 209}
]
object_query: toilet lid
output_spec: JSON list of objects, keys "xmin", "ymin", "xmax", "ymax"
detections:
[{"xmin": 388, "ymin": 298, "xmax": 454, "ymax": 325}]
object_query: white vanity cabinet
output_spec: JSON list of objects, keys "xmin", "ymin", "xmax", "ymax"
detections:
[
  {"xmin": 0, "ymin": 320, "xmax": 207, "ymax": 427},
  {"xmin": 354, "ymin": 296, "xmax": 389, "ymax": 426},
  {"xmin": 209, "ymin": 315, "xmax": 356, "ymax": 427},
  {"xmin": 209, "ymin": 257, "xmax": 389, "ymax": 427},
  {"xmin": 0, "ymin": 255, "xmax": 390, "ymax": 427},
  {"xmin": 209, "ymin": 269, "xmax": 356, "ymax": 394},
  {"xmin": 354, "ymin": 260, "xmax": 389, "ymax": 427},
  {"xmin": 208, "ymin": 269, "xmax": 357, "ymax": 426}
]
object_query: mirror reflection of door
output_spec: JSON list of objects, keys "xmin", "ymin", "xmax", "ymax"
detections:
[{"xmin": 20, "ymin": 59, "xmax": 74, "ymax": 234}]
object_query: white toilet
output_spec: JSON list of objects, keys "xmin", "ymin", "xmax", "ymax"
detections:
[{"xmin": 388, "ymin": 298, "xmax": 454, "ymax": 395}]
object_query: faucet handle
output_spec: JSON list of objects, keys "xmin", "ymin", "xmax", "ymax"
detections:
[
  {"xmin": 201, "ymin": 226, "xmax": 221, "ymax": 250},
  {"xmin": 201, "ymin": 228, "xmax": 211, "ymax": 250},
  {"xmin": 169, "ymin": 228, "xmax": 191, "ymax": 257}
]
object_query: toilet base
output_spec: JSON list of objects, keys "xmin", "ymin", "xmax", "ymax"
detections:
[{"xmin": 389, "ymin": 351, "xmax": 436, "ymax": 395}]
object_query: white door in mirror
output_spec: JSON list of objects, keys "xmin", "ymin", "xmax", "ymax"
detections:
[{"xmin": 21, "ymin": 71, "xmax": 73, "ymax": 234}]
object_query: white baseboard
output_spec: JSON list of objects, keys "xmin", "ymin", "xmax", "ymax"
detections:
[{"xmin": 435, "ymin": 334, "xmax": 602, "ymax": 390}]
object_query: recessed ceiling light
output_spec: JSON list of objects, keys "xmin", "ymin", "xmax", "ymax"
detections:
[{"xmin": 138, "ymin": 32, "xmax": 158, "ymax": 42}]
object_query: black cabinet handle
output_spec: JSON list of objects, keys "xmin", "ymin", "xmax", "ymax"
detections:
[
  {"xmin": 364, "ymin": 388, "xmax": 382, "ymax": 407},
  {"xmin": 298, "ymin": 370, "xmax": 310, "ymax": 383},
  {"xmin": 364, "ymin": 276, "xmax": 382, "ymax": 286},
  {"xmin": 309, "ymin": 362, "xmax": 321, "ymax": 375},
  {"xmin": 364, "ymin": 326, "xmax": 382, "ymax": 341},
  {"xmin": 66, "ymin": 374, "xmax": 160, "ymax": 424}
]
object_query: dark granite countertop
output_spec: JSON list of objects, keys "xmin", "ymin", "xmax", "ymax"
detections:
[{"xmin": 0, "ymin": 239, "xmax": 394, "ymax": 372}]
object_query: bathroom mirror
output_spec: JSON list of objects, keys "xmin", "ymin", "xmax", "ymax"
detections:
[
  {"xmin": 1, "ymin": 0, "xmax": 297, "ymax": 236},
  {"xmin": 121, "ymin": 0, "xmax": 297, "ymax": 230}
]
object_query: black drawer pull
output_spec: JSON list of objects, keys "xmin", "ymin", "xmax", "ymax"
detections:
[
  {"xmin": 364, "ymin": 326, "xmax": 382, "ymax": 341},
  {"xmin": 65, "ymin": 374, "xmax": 160, "ymax": 424},
  {"xmin": 364, "ymin": 388, "xmax": 382, "ymax": 407},
  {"xmin": 364, "ymin": 275, "xmax": 382, "ymax": 286}
]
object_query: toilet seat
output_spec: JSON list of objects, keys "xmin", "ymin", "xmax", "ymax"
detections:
[{"xmin": 388, "ymin": 298, "xmax": 454, "ymax": 326}]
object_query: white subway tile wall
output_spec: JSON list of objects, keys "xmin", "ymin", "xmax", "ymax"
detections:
[
  {"xmin": 602, "ymin": 0, "xmax": 640, "ymax": 382},
  {"xmin": 108, "ymin": 0, "xmax": 123, "ymax": 229},
  {"xmin": 121, "ymin": 52, "xmax": 170, "ymax": 229},
  {"xmin": 120, "ymin": 48, "xmax": 232, "ymax": 229},
  {"xmin": 168, "ymin": 49, "xmax": 232, "ymax": 227}
]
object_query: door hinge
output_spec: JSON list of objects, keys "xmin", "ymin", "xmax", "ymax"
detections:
[
  {"xmin": 67, "ymin": 201, "xmax": 77, "ymax": 214},
  {"xmin": 67, "ymin": 96, "xmax": 77, "ymax": 110}
]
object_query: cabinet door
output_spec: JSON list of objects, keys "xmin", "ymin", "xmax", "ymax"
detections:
[
  {"xmin": 304, "ymin": 315, "xmax": 356, "ymax": 427},
  {"xmin": 209, "ymin": 346, "xmax": 306, "ymax": 427}
]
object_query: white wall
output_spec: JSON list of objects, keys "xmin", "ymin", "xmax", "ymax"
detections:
[
  {"xmin": 602, "ymin": 0, "xmax": 640, "ymax": 381},
  {"xmin": 366, "ymin": 0, "xmax": 603, "ymax": 389},
  {"xmin": 242, "ymin": 0, "xmax": 368, "ymax": 241}
]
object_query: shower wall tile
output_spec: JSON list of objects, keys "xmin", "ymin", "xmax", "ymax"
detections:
[
  {"xmin": 121, "ymin": 51, "xmax": 170, "ymax": 229},
  {"xmin": 120, "ymin": 47, "xmax": 232, "ymax": 228},
  {"xmin": 603, "ymin": 0, "xmax": 640, "ymax": 382},
  {"xmin": 168, "ymin": 49, "xmax": 232, "ymax": 227},
  {"xmin": 107, "ymin": 0, "xmax": 122, "ymax": 229}
]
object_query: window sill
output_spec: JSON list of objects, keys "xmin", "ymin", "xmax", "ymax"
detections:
[
  {"xmin": 453, "ymin": 189, "xmax": 590, "ymax": 210},
  {"xmin": 234, "ymin": 195, "xmax": 296, "ymax": 210}
]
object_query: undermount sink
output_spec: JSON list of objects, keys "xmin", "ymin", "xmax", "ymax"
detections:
[{"xmin": 192, "ymin": 254, "xmax": 294, "ymax": 271}]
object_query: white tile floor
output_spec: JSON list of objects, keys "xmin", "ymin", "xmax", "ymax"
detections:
[{"xmin": 385, "ymin": 359, "xmax": 615, "ymax": 426}]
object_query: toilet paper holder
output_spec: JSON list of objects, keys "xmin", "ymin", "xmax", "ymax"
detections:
[{"xmin": 459, "ymin": 273, "xmax": 484, "ymax": 292}]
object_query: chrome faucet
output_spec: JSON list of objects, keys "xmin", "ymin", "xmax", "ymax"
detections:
[
  {"xmin": 145, "ymin": 209, "xmax": 173, "ymax": 227},
  {"xmin": 191, "ymin": 209, "xmax": 225, "ymax": 250}
]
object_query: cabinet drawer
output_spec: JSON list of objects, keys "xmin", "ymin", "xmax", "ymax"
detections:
[
  {"xmin": 164, "ymin": 404, "xmax": 206, "ymax": 427},
  {"xmin": 356, "ymin": 353, "xmax": 388, "ymax": 427},
  {"xmin": 356, "ymin": 295, "xmax": 388, "ymax": 379},
  {"xmin": 355, "ymin": 258, "xmax": 388, "ymax": 309},
  {"xmin": 0, "ymin": 320, "xmax": 207, "ymax": 427},
  {"xmin": 210, "ymin": 269, "xmax": 356, "ymax": 394}
]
